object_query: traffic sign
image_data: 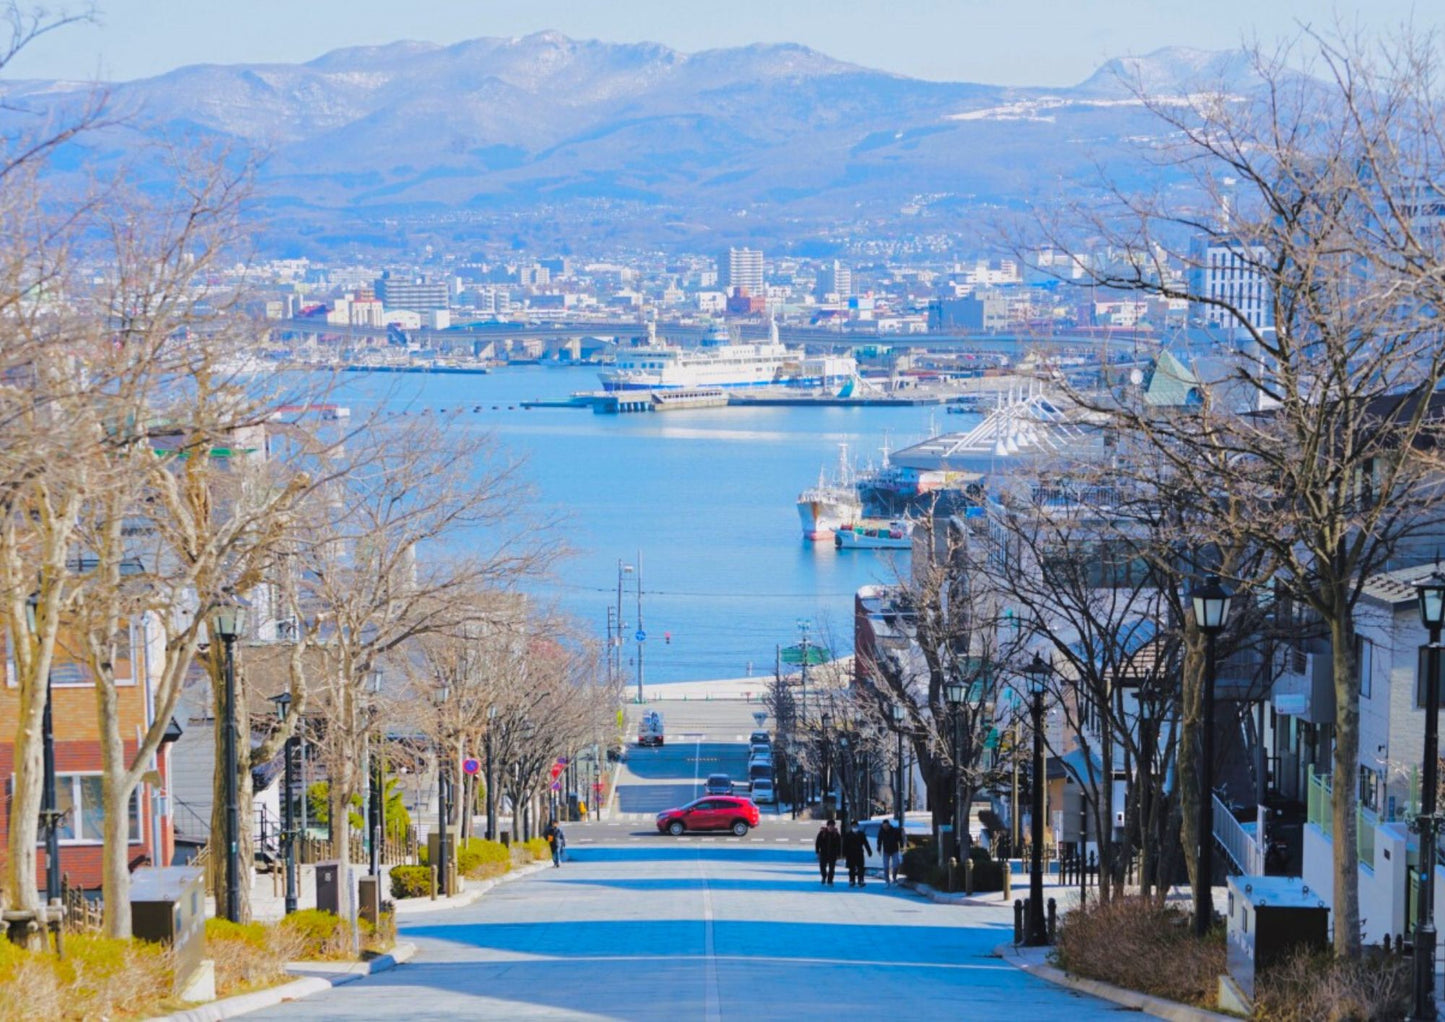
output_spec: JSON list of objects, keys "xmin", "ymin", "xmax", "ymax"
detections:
[
  {"xmin": 462, "ymin": 757, "xmax": 480, "ymax": 775},
  {"xmin": 635, "ymin": 630, "xmax": 646, "ymax": 642},
  {"xmin": 550, "ymin": 762, "xmax": 563, "ymax": 779},
  {"xmin": 550, "ymin": 781, "xmax": 561, "ymax": 791}
]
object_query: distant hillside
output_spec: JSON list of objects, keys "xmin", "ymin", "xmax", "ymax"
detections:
[{"xmin": 0, "ymin": 33, "xmax": 1264, "ymax": 255}]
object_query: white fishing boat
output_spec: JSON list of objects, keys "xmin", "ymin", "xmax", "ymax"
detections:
[{"xmin": 796, "ymin": 443, "xmax": 862, "ymax": 541}]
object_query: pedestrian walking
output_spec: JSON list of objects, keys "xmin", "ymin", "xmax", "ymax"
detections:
[
  {"xmin": 814, "ymin": 819, "xmax": 841, "ymax": 886},
  {"xmin": 841, "ymin": 821, "xmax": 872, "ymax": 887},
  {"xmin": 544, "ymin": 819, "xmax": 566, "ymax": 867},
  {"xmin": 878, "ymin": 818, "xmax": 903, "ymax": 886}
]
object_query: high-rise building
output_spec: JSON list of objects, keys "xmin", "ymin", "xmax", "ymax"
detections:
[
  {"xmin": 1188, "ymin": 237, "xmax": 1273, "ymax": 336},
  {"xmin": 722, "ymin": 247, "xmax": 765, "ymax": 295},
  {"xmin": 815, "ymin": 260, "xmax": 853, "ymax": 300},
  {"xmin": 374, "ymin": 272, "xmax": 450, "ymax": 312}
]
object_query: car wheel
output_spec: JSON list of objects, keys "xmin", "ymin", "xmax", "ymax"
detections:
[
  {"xmin": 731, "ymin": 820, "xmax": 749, "ymax": 836},
  {"xmin": 668, "ymin": 820, "xmax": 685, "ymax": 836}
]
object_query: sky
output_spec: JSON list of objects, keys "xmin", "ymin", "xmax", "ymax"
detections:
[{"xmin": 2, "ymin": 0, "xmax": 1437, "ymax": 86}]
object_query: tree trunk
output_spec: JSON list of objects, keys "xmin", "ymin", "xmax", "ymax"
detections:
[
  {"xmin": 1177, "ymin": 642, "xmax": 1202, "ymax": 904},
  {"xmin": 1330, "ymin": 612, "xmax": 1362, "ymax": 958},
  {"xmin": 208, "ymin": 673, "xmax": 256, "ymax": 923},
  {"xmin": 96, "ymin": 670, "xmax": 134, "ymax": 938},
  {"xmin": 4, "ymin": 681, "xmax": 45, "ymax": 948}
]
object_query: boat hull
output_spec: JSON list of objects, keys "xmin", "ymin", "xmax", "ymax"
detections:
[
  {"xmin": 834, "ymin": 520, "xmax": 913, "ymax": 550},
  {"xmin": 796, "ymin": 487, "xmax": 862, "ymax": 541}
]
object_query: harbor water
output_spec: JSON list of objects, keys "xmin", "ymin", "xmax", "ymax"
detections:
[{"xmin": 320, "ymin": 366, "xmax": 978, "ymax": 685}]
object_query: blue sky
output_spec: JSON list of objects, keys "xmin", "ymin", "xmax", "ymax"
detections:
[{"xmin": 3, "ymin": 0, "xmax": 1437, "ymax": 85}]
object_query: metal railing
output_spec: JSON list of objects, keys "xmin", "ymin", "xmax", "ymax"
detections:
[
  {"xmin": 1308, "ymin": 771, "xmax": 1333, "ymax": 839},
  {"xmin": 1358, "ymin": 805, "xmax": 1378, "ymax": 869},
  {"xmin": 1212, "ymin": 793, "xmax": 1260, "ymax": 875}
]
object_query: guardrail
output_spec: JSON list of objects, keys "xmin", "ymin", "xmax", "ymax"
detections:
[{"xmin": 1213, "ymin": 794, "xmax": 1261, "ymax": 875}]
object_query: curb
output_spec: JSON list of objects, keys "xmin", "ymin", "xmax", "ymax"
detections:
[
  {"xmin": 994, "ymin": 942, "xmax": 1239, "ymax": 1022},
  {"xmin": 393, "ymin": 860, "xmax": 551, "ymax": 917},
  {"xmin": 151, "ymin": 943, "xmax": 417, "ymax": 1022}
]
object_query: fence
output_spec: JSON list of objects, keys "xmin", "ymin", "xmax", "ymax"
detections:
[
  {"xmin": 1358, "ymin": 805, "xmax": 1378, "ymax": 869},
  {"xmin": 60, "ymin": 876, "xmax": 102, "ymax": 934},
  {"xmin": 1212, "ymin": 793, "xmax": 1261, "ymax": 874},
  {"xmin": 1307, "ymin": 770, "xmax": 1332, "ymax": 839}
]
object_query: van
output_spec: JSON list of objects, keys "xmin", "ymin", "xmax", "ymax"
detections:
[
  {"xmin": 637, "ymin": 710, "xmax": 664, "ymax": 747},
  {"xmin": 749, "ymin": 730, "xmax": 771, "ymax": 747},
  {"xmin": 856, "ymin": 814, "xmax": 932, "ymax": 877},
  {"xmin": 748, "ymin": 762, "xmax": 772, "ymax": 784},
  {"xmin": 751, "ymin": 777, "xmax": 776, "ymax": 804}
]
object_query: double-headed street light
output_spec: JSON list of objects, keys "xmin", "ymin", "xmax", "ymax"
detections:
[
  {"xmin": 269, "ymin": 692, "xmax": 299, "ymax": 915},
  {"xmin": 211, "ymin": 593, "xmax": 246, "ymax": 924},
  {"xmin": 432, "ymin": 682, "xmax": 451, "ymax": 897},
  {"xmin": 1190, "ymin": 573, "xmax": 1232, "ymax": 939},
  {"xmin": 1412, "ymin": 567, "xmax": 1445, "ymax": 1022},
  {"xmin": 1023, "ymin": 652, "xmax": 1051, "ymax": 946},
  {"xmin": 485, "ymin": 705, "xmax": 498, "ymax": 841},
  {"xmin": 945, "ymin": 678, "xmax": 966, "ymax": 862}
]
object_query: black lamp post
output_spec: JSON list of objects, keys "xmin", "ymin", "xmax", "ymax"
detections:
[
  {"xmin": 365, "ymin": 669, "xmax": 384, "ymax": 879},
  {"xmin": 1412, "ymin": 567, "xmax": 1445, "ymax": 1022},
  {"xmin": 1190, "ymin": 573, "xmax": 1232, "ymax": 939},
  {"xmin": 24, "ymin": 593, "xmax": 61, "ymax": 919},
  {"xmin": 890, "ymin": 703, "xmax": 906, "ymax": 833},
  {"xmin": 211, "ymin": 595, "xmax": 246, "ymax": 924},
  {"xmin": 433, "ymin": 682, "xmax": 451, "ymax": 896},
  {"xmin": 821, "ymin": 712, "xmax": 832, "ymax": 816},
  {"xmin": 485, "ymin": 705, "xmax": 497, "ymax": 841},
  {"xmin": 269, "ymin": 693, "xmax": 298, "ymax": 915},
  {"xmin": 945, "ymin": 679, "xmax": 966, "ymax": 861},
  {"xmin": 1024, "ymin": 652, "xmax": 1051, "ymax": 946}
]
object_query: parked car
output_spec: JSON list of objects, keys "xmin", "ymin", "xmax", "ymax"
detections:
[
  {"xmin": 656, "ymin": 796, "xmax": 760, "ymax": 836},
  {"xmin": 750, "ymin": 777, "xmax": 776, "ymax": 804},
  {"xmin": 748, "ymin": 747, "xmax": 773, "ymax": 767},
  {"xmin": 749, "ymin": 730, "xmax": 771, "ymax": 747},
  {"xmin": 857, "ymin": 814, "xmax": 933, "ymax": 876},
  {"xmin": 704, "ymin": 773, "xmax": 734, "ymax": 796},
  {"xmin": 748, "ymin": 762, "xmax": 772, "ymax": 785},
  {"xmin": 749, "ymin": 742, "xmax": 772, "ymax": 760}
]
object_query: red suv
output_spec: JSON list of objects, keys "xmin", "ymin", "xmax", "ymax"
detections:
[{"xmin": 656, "ymin": 796, "xmax": 760, "ymax": 836}]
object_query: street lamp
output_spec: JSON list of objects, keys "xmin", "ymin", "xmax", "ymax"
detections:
[
  {"xmin": 432, "ymin": 682, "xmax": 451, "ymax": 897},
  {"xmin": 1023, "ymin": 652, "xmax": 1051, "ymax": 946},
  {"xmin": 890, "ymin": 702, "xmax": 906, "ymax": 833},
  {"xmin": 365, "ymin": 669, "xmax": 384, "ymax": 879},
  {"xmin": 821, "ymin": 712, "xmax": 832, "ymax": 816},
  {"xmin": 269, "ymin": 692, "xmax": 299, "ymax": 915},
  {"xmin": 211, "ymin": 593, "xmax": 246, "ymax": 924},
  {"xmin": 1412, "ymin": 566, "xmax": 1445, "ymax": 1022},
  {"xmin": 485, "ymin": 705, "xmax": 498, "ymax": 841},
  {"xmin": 945, "ymin": 678, "xmax": 966, "ymax": 862},
  {"xmin": 1190, "ymin": 573, "xmax": 1232, "ymax": 939},
  {"xmin": 24, "ymin": 592, "xmax": 61, "ymax": 931}
]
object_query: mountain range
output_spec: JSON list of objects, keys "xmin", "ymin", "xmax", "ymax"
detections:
[{"xmin": 0, "ymin": 33, "xmax": 1261, "ymax": 256}]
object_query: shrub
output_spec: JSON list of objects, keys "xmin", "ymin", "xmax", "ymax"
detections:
[
  {"xmin": 457, "ymin": 838, "xmax": 512, "ymax": 879},
  {"xmin": 901, "ymin": 840, "xmax": 935, "ymax": 882},
  {"xmin": 1055, "ymin": 896, "xmax": 1224, "ymax": 1008},
  {"xmin": 279, "ymin": 908, "xmax": 352, "ymax": 960},
  {"xmin": 205, "ymin": 917, "xmax": 300, "ymax": 994},
  {"xmin": 965, "ymin": 846, "xmax": 1004, "ymax": 892},
  {"xmin": 1253, "ymin": 948, "xmax": 1410, "ymax": 1022},
  {"xmin": 390, "ymin": 864, "xmax": 433, "ymax": 899},
  {"xmin": 520, "ymin": 837, "xmax": 550, "ymax": 863}
]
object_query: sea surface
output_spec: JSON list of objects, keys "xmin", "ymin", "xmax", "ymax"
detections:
[{"xmin": 314, "ymin": 366, "xmax": 977, "ymax": 686}]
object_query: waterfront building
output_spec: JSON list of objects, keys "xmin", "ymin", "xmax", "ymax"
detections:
[{"xmin": 375, "ymin": 272, "xmax": 450, "ymax": 313}]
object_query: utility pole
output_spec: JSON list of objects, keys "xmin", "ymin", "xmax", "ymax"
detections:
[{"xmin": 636, "ymin": 550, "xmax": 644, "ymax": 705}]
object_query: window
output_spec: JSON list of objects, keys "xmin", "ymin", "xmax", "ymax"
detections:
[
  {"xmin": 8, "ymin": 773, "xmax": 143, "ymax": 844},
  {"xmin": 1355, "ymin": 634, "xmax": 1372, "ymax": 699}
]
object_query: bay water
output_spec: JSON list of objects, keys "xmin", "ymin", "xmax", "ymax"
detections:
[{"xmin": 325, "ymin": 366, "xmax": 970, "ymax": 686}]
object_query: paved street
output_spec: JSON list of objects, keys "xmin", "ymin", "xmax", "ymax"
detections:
[
  {"xmin": 248, "ymin": 842, "xmax": 1123, "ymax": 1021},
  {"xmin": 245, "ymin": 715, "xmax": 1122, "ymax": 1020}
]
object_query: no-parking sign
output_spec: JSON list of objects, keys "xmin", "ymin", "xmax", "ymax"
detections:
[{"xmin": 462, "ymin": 757, "xmax": 481, "ymax": 775}]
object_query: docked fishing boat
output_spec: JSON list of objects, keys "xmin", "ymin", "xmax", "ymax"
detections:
[
  {"xmin": 796, "ymin": 444, "xmax": 861, "ymax": 541},
  {"xmin": 834, "ymin": 519, "xmax": 913, "ymax": 550}
]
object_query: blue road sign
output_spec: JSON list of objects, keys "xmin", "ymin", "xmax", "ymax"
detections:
[{"xmin": 635, "ymin": 630, "xmax": 646, "ymax": 642}]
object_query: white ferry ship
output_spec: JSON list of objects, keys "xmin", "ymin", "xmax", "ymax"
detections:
[{"xmin": 598, "ymin": 321, "xmax": 855, "ymax": 392}]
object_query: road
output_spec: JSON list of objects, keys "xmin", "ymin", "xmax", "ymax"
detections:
[
  {"xmin": 246, "ymin": 728, "xmax": 1123, "ymax": 1021},
  {"xmin": 248, "ymin": 842, "xmax": 1122, "ymax": 1021}
]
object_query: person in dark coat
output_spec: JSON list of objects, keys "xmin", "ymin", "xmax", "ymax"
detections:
[
  {"xmin": 814, "ymin": 819, "xmax": 841, "ymax": 886},
  {"xmin": 841, "ymin": 821, "xmax": 873, "ymax": 887},
  {"xmin": 877, "ymin": 818, "xmax": 904, "ymax": 885},
  {"xmin": 543, "ymin": 819, "xmax": 565, "ymax": 867}
]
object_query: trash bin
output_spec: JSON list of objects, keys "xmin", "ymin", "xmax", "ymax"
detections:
[
  {"xmin": 1224, "ymin": 875, "xmax": 1329, "ymax": 1007},
  {"xmin": 567, "ymin": 794, "xmax": 581, "ymax": 822},
  {"xmin": 499, "ymin": 829, "xmax": 511, "ymax": 848},
  {"xmin": 131, "ymin": 866, "xmax": 206, "ymax": 996},
  {"xmin": 316, "ymin": 859, "xmax": 343, "ymax": 916},
  {"xmin": 358, "ymin": 875, "xmax": 381, "ymax": 929}
]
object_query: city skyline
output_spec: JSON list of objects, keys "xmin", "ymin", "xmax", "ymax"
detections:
[{"xmin": 3, "ymin": 0, "xmax": 1438, "ymax": 87}]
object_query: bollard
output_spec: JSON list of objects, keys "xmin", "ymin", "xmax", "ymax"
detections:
[
  {"xmin": 1048, "ymin": 898, "xmax": 1058, "ymax": 943},
  {"xmin": 1002, "ymin": 865, "xmax": 1012, "ymax": 901},
  {"xmin": 948, "ymin": 857, "xmax": 957, "ymax": 892},
  {"xmin": 429, "ymin": 864, "xmax": 438, "ymax": 901},
  {"xmin": 965, "ymin": 857, "xmax": 974, "ymax": 895},
  {"xmin": 1014, "ymin": 899, "xmax": 1024, "ymax": 944}
]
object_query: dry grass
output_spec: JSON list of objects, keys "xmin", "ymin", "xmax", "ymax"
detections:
[
  {"xmin": 1253, "ymin": 948, "xmax": 1410, "ymax": 1022},
  {"xmin": 0, "ymin": 933, "xmax": 173, "ymax": 1022},
  {"xmin": 1054, "ymin": 895, "xmax": 1225, "ymax": 1009},
  {"xmin": 205, "ymin": 918, "xmax": 305, "ymax": 995}
]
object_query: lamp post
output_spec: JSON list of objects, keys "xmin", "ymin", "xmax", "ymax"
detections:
[
  {"xmin": 485, "ymin": 706, "xmax": 497, "ymax": 841},
  {"xmin": 890, "ymin": 703, "xmax": 906, "ymax": 833},
  {"xmin": 432, "ymin": 682, "xmax": 451, "ymax": 897},
  {"xmin": 821, "ymin": 712, "xmax": 832, "ymax": 816},
  {"xmin": 1412, "ymin": 567, "xmax": 1445, "ymax": 1022},
  {"xmin": 945, "ymin": 679, "xmax": 966, "ymax": 862},
  {"xmin": 1023, "ymin": 652, "xmax": 1051, "ymax": 946},
  {"xmin": 269, "ymin": 693, "xmax": 299, "ymax": 915},
  {"xmin": 1190, "ymin": 573, "xmax": 1232, "ymax": 939},
  {"xmin": 211, "ymin": 595, "xmax": 246, "ymax": 924},
  {"xmin": 24, "ymin": 594, "xmax": 61, "ymax": 926},
  {"xmin": 365, "ymin": 669, "xmax": 384, "ymax": 879}
]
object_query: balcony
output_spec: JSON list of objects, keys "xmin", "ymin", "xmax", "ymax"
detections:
[{"xmin": 1271, "ymin": 644, "xmax": 1335, "ymax": 724}]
